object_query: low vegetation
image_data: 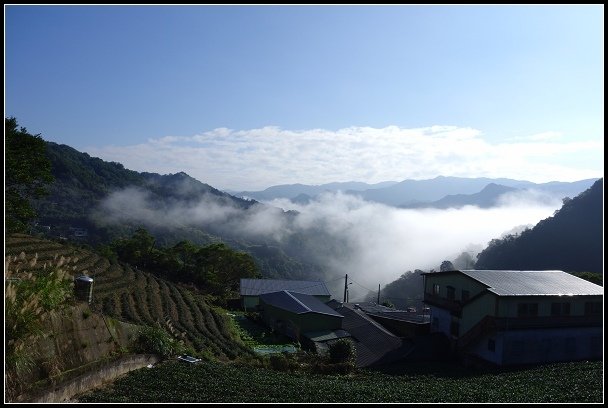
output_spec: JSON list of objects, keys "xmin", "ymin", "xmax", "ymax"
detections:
[{"xmin": 77, "ymin": 359, "xmax": 602, "ymax": 403}]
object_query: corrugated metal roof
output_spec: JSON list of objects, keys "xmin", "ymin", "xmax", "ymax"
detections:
[
  {"xmin": 259, "ymin": 290, "xmax": 343, "ymax": 317},
  {"xmin": 240, "ymin": 278, "xmax": 331, "ymax": 296},
  {"xmin": 459, "ymin": 270, "xmax": 604, "ymax": 296},
  {"xmin": 327, "ymin": 303, "xmax": 406, "ymax": 367},
  {"xmin": 303, "ymin": 329, "xmax": 351, "ymax": 342}
]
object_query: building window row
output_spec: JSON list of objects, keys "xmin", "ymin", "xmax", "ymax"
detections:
[
  {"xmin": 517, "ymin": 302, "xmax": 538, "ymax": 317},
  {"xmin": 584, "ymin": 301, "xmax": 602, "ymax": 316},
  {"xmin": 430, "ymin": 283, "xmax": 471, "ymax": 303},
  {"xmin": 551, "ymin": 302, "xmax": 571, "ymax": 316}
]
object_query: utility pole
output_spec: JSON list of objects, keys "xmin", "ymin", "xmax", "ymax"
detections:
[
  {"xmin": 343, "ymin": 274, "xmax": 348, "ymax": 303},
  {"xmin": 377, "ymin": 284, "xmax": 380, "ymax": 304}
]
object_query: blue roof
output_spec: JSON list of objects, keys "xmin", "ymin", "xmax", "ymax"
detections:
[
  {"xmin": 259, "ymin": 290, "xmax": 343, "ymax": 318},
  {"xmin": 240, "ymin": 278, "xmax": 331, "ymax": 297}
]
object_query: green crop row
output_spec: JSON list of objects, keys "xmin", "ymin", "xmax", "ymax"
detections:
[{"xmin": 78, "ymin": 359, "xmax": 603, "ymax": 403}]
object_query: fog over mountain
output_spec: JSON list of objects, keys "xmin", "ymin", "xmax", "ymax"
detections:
[
  {"xmin": 238, "ymin": 176, "xmax": 598, "ymax": 209},
  {"xmin": 96, "ymin": 186, "xmax": 562, "ymax": 300}
]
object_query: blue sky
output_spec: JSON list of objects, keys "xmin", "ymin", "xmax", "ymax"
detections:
[{"xmin": 5, "ymin": 5, "xmax": 604, "ymax": 190}]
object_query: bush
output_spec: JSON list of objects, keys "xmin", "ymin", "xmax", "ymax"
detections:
[
  {"xmin": 134, "ymin": 324, "xmax": 185, "ymax": 358},
  {"xmin": 328, "ymin": 339, "xmax": 356, "ymax": 365},
  {"xmin": 269, "ymin": 354, "xmax": 290, "ymax": 371}
]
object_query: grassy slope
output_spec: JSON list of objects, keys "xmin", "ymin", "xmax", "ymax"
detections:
[{"xmin": 5, "ymin": 234, "xmax": 252, "ymax": 362}]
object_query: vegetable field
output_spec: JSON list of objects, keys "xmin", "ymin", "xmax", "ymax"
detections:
[{"xmin": 78, "ymin": 359, "xmax": 602, "ymax": 403}]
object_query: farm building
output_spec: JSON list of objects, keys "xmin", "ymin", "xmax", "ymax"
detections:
[
  {"xmin": 240, "ymin": 278, "xmax": 331, "ymax": 310},
  {"xmin": 422, "ymin": 269, "xmax": 603, "ymax": 366},
  {"xmin": 258, "ymin": 290, "xmax": 344, "ymax": 342},
  {"xmin": 326, "ymin": 301, "xmax": 410, "ymax": 367}
]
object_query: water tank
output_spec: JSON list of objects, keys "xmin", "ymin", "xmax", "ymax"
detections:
[{"xmin": 74, "ymin": 275, "xmax": 94, "ymax": 303}]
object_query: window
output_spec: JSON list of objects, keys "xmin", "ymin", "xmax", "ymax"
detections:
[
  {"xmin": 447, "ymin": 286, "xmax": 455, "ymax": 301},
  {"xmin": 517, "ymin": 303, "xmax": 538, "ymax": 317},
  {"xmin": 461, "ymin": 290, "xmax": 470, "ymax": 302},
  {"xmin": 551, "ymin": 302, "xmax": 571, "ymax": 316},
  {"xmin": 432, "ymin": 284, "xmax": 440, "ymax": 295},
  {"xmin": 585, "ymin": 301, "xmax": 602, "ymax": 316},
  {"xmin": 487, "ymin": 338, "xmax": 495, "ymax": 352}
]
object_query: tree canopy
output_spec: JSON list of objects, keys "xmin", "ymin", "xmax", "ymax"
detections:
[
  {"xmin": 108, "ymin": 228, "xmax": 261, "ymax": 301},
  {"xmin": 5, "ymin": 117, "xmax": 54, "ymax": 233}
]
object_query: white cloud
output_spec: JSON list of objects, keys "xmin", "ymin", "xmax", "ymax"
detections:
[
  {"xmin": 94, "ymin": 188, "xmax": 563, "ymax": 300},
  {"xmin": 85, "ymin": 125, "xmax": 603, "ymax": 191}
]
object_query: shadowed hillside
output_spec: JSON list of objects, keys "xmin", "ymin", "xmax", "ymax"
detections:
[{"xmin": 475, "ymin": 179, "xmax": 604, "ymax": 274}]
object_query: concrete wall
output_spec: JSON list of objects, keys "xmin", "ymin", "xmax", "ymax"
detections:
[
  {"xmin": 10, "ymin": 302, "xmax": 141, "ymax": 402},
  {"xmin": 21, "ymin": 354, "xmax": 160, "ymax": 403}
]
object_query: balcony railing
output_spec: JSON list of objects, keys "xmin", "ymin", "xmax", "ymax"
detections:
[
  {"xmin": 423, "ymin": 293, "xmax": 462, "ymax": 314},
  {"xmin": 457, "ymin": 314, "xmax": 602, "ymax": 349}
]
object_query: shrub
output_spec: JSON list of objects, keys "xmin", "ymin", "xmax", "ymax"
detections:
[
  {"xmin": 328, "ymin": 339, "xmax": 356, "ymax": 365},
  {"xmin": 134, "ymin": 324, "xmax": 185, "ymax": 358}
]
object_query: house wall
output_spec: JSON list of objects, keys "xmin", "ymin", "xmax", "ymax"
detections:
[
  {"xmin": 497, "ymin": 295, "xmax": 602, "ymax": 318},
  {"xmin": 242, "ymin": 295, "xmax": 259, "ymax": 311},
  {"xmin": 460, "ymin": 292, "xmax": 496, "ymax": 335},
  {"xmin": 424, "ymin": 273, "xmax": 487, "ymax": 300},
  {"xmin": 429, "ymin": 307, "xmax": 452, "ymax": 337},
  {"xmin": 259, "ymin": 303, "xmax": 342, "ymax": 341},
  {"xmin": 471, "ymin": 327, "xmax": 603, "ymax": 366}
]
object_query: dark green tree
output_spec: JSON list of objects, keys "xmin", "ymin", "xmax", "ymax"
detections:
[
  {"xmin": 440, "ymin": 260, "xmax": 455, "ymax": 271},
  {"xmin": 5, "ymin": 117, "xmax": 54, "ymax": 233},
  {"xmin": 328, "ymin": 338, "xmax": 356, "ymax": 365}
]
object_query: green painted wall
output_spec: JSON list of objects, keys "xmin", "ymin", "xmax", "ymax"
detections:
[
  {"xmin": 424, "ymin": 273, "xmax": 486, "ymax": 300},
  {"xmin": 260, "ymin": 303, "xmax": 342, "ymax": 339},
  {"xmin": 497, "ymin": 295, "xmax": 602, "ymax": 317},
  {"xmin": 460, "ymin": 292, "xmax": 496, "ymax": 334}
]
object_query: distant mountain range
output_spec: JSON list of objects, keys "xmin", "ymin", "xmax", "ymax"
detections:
[
  {"xmin": 31, "ymin": 140, "xmax": 602, "ymax": 284},
  {"xmin": 237, "ymin": 176, "xmax": 599, "ymax": 209},
  {"xmin": 400, "ymin": 183, "xmax": 518, "ymax": 209},
  {"xmin": 236, "ymin": 180, "xmax": 398, "ymax": 201}
]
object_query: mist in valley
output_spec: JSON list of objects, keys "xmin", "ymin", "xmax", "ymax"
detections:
[{"xmin": 96, "ymin": 186, "xmax": 563, "ymax": 300}]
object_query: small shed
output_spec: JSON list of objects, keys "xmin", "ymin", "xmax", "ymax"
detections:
[{"xmin": 259, "ymin": 290, "xmax": 343, "ymax": 341}]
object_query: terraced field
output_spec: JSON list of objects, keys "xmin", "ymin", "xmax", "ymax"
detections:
[{"xmin": 5, "ymin": 233, "xmax": 252, "ymax": 360}]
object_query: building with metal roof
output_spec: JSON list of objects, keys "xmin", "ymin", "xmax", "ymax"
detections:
[
  {"xmin": 240, "ymin": 278, "xmax": 331, "ymax": 310},
  {"xmin": 326, "ymin": 302, "xmax": 411, "ymax": 368},
  {"xmin": 258, "ymin": 291, "xmax": 343, "ymax": 342},
  {"xmin": 422, "ymin": 269, "xmax": 603, "ymax": 366}
]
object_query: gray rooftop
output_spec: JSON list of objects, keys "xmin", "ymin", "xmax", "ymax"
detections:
[
  {"xmin": 259, "ymin": 290, "xmax": 343, "ymax": 318},
  {"xmin": 327, "ymin": 303, "xmax": 406, "ymax": 367},
  {"xmin": 240, "ymin": 278, "xmax": 331, "ymax": 297},
  {"xmin": 459, "ymin": 270, "xmax": 604, "ymax": 296},
  {"xmin": 303, "ymin": 329, "xmax": 351, "ymax": 343}
]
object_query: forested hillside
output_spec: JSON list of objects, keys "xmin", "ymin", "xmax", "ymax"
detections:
[
  {"xmin": 475, "ymin": 179, "xmax": 604, "ymax": 274},
  {"xmin": 29, "ymin": 141, "xmax": 320, "ymax": 280}
]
